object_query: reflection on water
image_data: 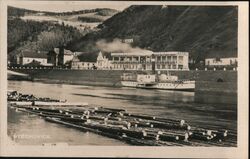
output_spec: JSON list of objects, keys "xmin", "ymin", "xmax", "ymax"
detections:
[
  {"xmin": 7, "ymin": 81, "xmax": 237, "ymax": 145},
  {"xmin": 8, "ymin": 108, "xmax": 127, "ymax": 146}
]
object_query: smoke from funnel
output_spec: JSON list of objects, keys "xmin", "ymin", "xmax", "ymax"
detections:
[{"xmin": 95, "ymin": 38, "xmax": 152, "ymax": 53}]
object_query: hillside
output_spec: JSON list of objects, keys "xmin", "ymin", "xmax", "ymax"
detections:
[
  {"xmin": 8, "ymin": 6, "xmax": 118, "ymax": 17},
  {"xmin": 68, "ymin": 5, "xmax": 238, "ymax": 62},
  {"xmin": 8, "ymin": 6, "xmax": 119, "ymax": 31},
  {"xmin": 8, "ymin": 18, "xmax": 84, "ymax": 61},
  {"xmin": 7, "ymin": 6, "xmax": 119, "ymax": 62}
]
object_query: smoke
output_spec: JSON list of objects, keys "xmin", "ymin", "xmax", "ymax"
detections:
[{"xmin": 95, "ymin": 38, "xmax": 151, "ymax": 53}]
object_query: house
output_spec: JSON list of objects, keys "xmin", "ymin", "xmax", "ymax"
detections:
[
  {"xmin": 118, "ymin": 38, "xmax": 134, "ymax": 44},
  {"xmin": 205, "ymin": 57, "xmax": 237, "ymax": 67},
  {"xmin": 96, "ymin": 51, "xmax": 113, "ymax": 70},
  {"xmin": 59, "ymin": 49, "xmax": 74, "ymax": 66},
  {"xmin": 47, "ymin": 47, "xmax": 74, "ymax": 66},
  {"xmin": 71, "ymin": 55, "xmax": 96, "ymax": 70},
  {"xmin": 16, "ymin": 50, "xmax": 50, "ymax": 66},
  {"xmin": 122, "ymin": 39, "xmax": 133, "ymax": 44}
]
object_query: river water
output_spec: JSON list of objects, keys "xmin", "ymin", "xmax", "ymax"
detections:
[{"xmin": 7, "ymin": 80, "xmax": 237, "ymax": 146}]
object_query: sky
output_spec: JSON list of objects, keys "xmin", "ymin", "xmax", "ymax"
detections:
[{"xmin": 8, "ymin": 1, "xmax": 134, "ymax": 12}]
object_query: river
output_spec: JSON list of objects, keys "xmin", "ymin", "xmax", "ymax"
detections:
[{"xmin": 7, "ymin": 80, "xmax": 237, "ymax": 146}]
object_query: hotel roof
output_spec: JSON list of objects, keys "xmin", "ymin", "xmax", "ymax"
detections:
[
  {"xmin": 111, "ymin": 51, "xmax": 153, "ymax": 56},
  {"xmin": 111, "ymin": 51, "xmax": 188, "ymax": 56}
]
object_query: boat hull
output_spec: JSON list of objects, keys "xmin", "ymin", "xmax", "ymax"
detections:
[{"xmin": 121, "ymin": 81, "xmax": 195, "ymax": 91}]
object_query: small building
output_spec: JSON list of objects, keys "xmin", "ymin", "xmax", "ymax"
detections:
[
  {"xmin": 205, "ymin": 57, "xmax": 237, "ymax": 67},
  {"xmin": 16, "ymin": 50, "xmax": 49, "ymax": 66},
  {"xmin": 47, "ymin": 47, "xmax": 74, "ymax": 66},
  {"xmin": 122, "ymin": 39, "xmax": 133, "ymax": 44},
  {"xmin": 111, "ymin": 51, "xmax": 189, "ymax": 71},
  {"xmin": 96, "ymin": 51, "xmax": 113, "ymax": 70},
  {"xmin": 60, "ymin": 49, "xmax": 74, "ymax": 66}
]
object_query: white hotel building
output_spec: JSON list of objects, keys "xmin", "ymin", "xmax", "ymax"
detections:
[{"xmin": 111, "ymin": 51, "xmax": 189, "ymax": 71}]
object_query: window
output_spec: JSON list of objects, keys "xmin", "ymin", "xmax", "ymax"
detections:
[
  {"xmin": 167, "ymin": 56, "xmax": 171, "ymax": 62},
  {"xmin": 157, "ymin": 56, "xmax": 161, "ymax": 61},
  {"xmin": 162, "ymin": 64, "xmax": 166, "ymax": 69},
  {"xmin": 157, "ymin": 64, "xmax": 161, "ymax": 69},
  {"xmin": 162, "ymin": 56, "xmax": 166, "ymax": 61},
  {"xmin": 178, "ymin": 56, "xmax": 183, "ymax": 62},
  {"xmin": 173, "ymin": 56, "xmax": 177, "ymax": 61},
  {"xmin": 146, "ymin": 56, "xmax": 151, "ymax": 62},
  {"xmin": 140, "ymin": 57, "xmax": 146, "ymax": 62},
  {"xmin": 135, "ymin": 57, "xmax": 139, "ymax": 62},
  {"xmin": 114, "ymin": 57, "xmax": 119, "ymax": 61}
]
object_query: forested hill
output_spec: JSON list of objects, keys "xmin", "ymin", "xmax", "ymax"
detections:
[
  {"xmin": 7, "ymin": 6, "xmax": 119, "ymax": 62},
  {"xmin": 8, "ymin": 6, "xmax": 37, "ymax": 17},
  {"xmin": 68, "ymin": 5, "xmax": 238, "ymax": 62}
]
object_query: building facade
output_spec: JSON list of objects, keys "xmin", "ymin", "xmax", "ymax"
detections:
[
  {"xmin": 111, "ymin": 51, "xmax": 189, "ymax": 70},
  {"xmin": 58, "ymin": 48, "xmax": 74, "ymax": 66},
  {"xmin": 47, "ymin": 48, "xmax": 59, "ymax": 66},
  {"xmin": 47, "ymin": 47, "xmax": 74, "ymax": 66},
  {"xmin": 71, "ymin": 55, "xmax": 96, "ymax": 70},
  {"xmin": 96, "ymin": 52, "xmax": 113, "ymax": 70},
  {"xmin": 205, "ymin": 57, "xmax": 237, "ymax": 67},
  {"xmin": 16, "ymin": 51, "xmax": 49, "ymax": 66}
]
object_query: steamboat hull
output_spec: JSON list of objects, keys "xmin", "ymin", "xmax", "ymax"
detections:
[{"xmin": 121, "ymin": 81, "xmax": 195, "ymax": 91}]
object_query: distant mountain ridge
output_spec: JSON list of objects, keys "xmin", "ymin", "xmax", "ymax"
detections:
[
  {"xmin": 68, "ymin": 5, "xmax": 238, "ymax": 63},
  {"xmin": 8, "ymin": 6, "xmax": 119, "ymax": 17}
]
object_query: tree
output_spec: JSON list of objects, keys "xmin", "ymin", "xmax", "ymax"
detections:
[{"xmin": 37, "ymin": 30, "xmax": 65, "ymax": 51}]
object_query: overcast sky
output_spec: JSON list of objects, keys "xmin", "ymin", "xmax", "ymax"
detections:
[{"xmin": 8, "ymin": 1, "xmax": 133, "ymax": 12}]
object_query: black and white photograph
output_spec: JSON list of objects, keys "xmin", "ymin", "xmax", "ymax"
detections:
[{"xmin": 0, "ymin": 0, "xmax": 248, "ymax": 158}]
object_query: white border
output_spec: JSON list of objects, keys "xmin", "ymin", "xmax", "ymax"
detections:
[{"xmin": 0, "ymin": 1, "xmax": 249, "ymax": 158}]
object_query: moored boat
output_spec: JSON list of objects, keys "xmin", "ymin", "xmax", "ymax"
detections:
[{"xmin": 121, "ymin": 72, "xmax": 195, "ymax": 91}]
